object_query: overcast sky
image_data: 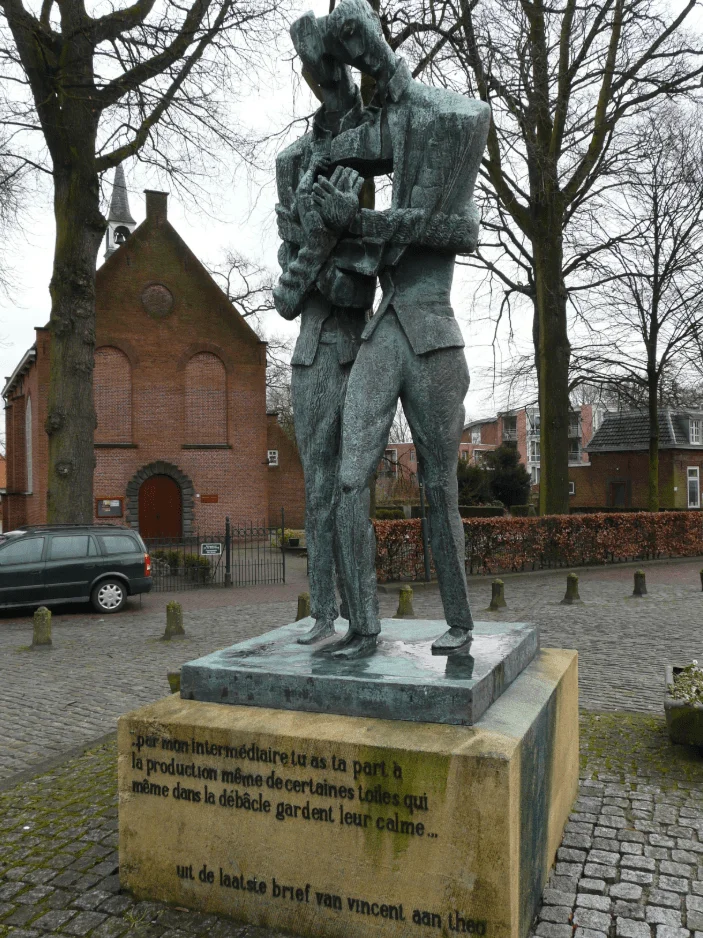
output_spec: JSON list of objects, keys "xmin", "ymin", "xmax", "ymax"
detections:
[{"xmin": 0, "ymin": 0, "xmax": 536, "ymax": 428}]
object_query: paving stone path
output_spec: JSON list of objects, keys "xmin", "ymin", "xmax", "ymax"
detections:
[
  {"xmin": 1, "ymin": 714, "xmax": 702, "ymax": 938},
  {"xmin": 1, "ymin": 557, "xmax": 702, "ymax": 782}
]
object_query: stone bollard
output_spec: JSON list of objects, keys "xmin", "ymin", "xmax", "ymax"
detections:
[
  {"xmin": 489, "ymin": 579, "xmax": 507, "ymax": 611},
  {"xmin": 163, "ymin": 601, "xmax": 185, "ymax": 640},
  {"xmin": 633, "ymin": 569, "xmax": 647, "ymax": 597},
  {"xmin": 561, "ymin": 573, "xmax": 583, "ymax": 605},
  {"xmin": 32, "ymin": 607, "xmax": 52, "ymax": 647},
  {"xmin": 394, "ymin": 586, "xmax": 415, "ymax": 619},
  {"xmin": 167, "ymin": 670, "xmax": 181, "ymax": 694},
  {"xmin": 296, "ymin": 592, "xmax": 311, "ymax": 621}
]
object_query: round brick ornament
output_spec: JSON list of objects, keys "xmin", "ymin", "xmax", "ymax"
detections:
[{"xmin": 141, "ymin": 283, "xmax": 174, "ymax": 318}]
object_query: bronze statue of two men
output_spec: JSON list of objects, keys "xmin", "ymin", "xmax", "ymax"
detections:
[{"xmin": 274, "ymin": 0, "xmax": 490, "ymax": 660}]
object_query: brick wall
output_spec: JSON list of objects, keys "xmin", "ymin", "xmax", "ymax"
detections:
[
  {"xmin": 3, "ymin": 197, "xmax": 306, "ymax": 534},
  {"xmin": 92, "ymin": 198, "xmax": 271, "ymax": 530},
  {"xmin": 184, "ymin": 352, "xmax": 227, "ymax": 445},
  {"xmin": 95, "ymin": 346, "xmax": 131, "ymax": 443},
  {"xmin": 266, "ymin": 415, "xmax": 305, "ymax": 528},
  {"xmin": 568, "ymin": 450, "xmax": 703, "ymax": 511}
]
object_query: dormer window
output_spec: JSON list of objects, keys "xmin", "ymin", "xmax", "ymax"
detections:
[{"xmin": 690, "ymin": 419, "xmax": 701, "ymax": 445}]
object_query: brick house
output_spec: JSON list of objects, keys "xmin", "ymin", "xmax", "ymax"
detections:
[
  {"xmin": 3, "ymin": 181, "xmax": 304, "ymax": 536},
  {"xmin": 462, "ymin": 404, "xmax": 606, "ymax": 489},
  {"xmin": 377, "ymin": 440, "xmax": 472, "ymax": 502},
  {"xmin": 0, "ymin": 453, "xmax": 6, "ymax": 531},
  {"xmin": 572, "ymin": 410, "xmax": 703, "ymax": 511}
]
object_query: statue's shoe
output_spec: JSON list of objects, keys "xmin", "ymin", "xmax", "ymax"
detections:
[
  {"xmin": 431, "ymin": 627, "xmax": 473, "ymax": 656},
  {"xmin": 330, "ymin": 635, "xmax": 377, "ymax": 660},
  {"xmin": 297, "ymin": 619, "xmax": 335, "ymax": 645}
]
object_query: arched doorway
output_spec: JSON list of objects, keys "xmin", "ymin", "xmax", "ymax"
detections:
[
  {"xmin": 138, "ymin": 475, "xmax": 182, "ymax": 539},
  {"xmin": 125, "ymin": 461, "xmax": 195, "ymax": 535}
]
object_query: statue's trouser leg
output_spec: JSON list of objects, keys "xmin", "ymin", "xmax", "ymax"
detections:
[
  {"xmin": 337, "ymin": 315, "xmax": 403, "ymax": 637},
  {"xmin": 400, "ymin": 338, "xmax": 474, "ymax": 633},
  {"xmin": 291, "ymin": 343, "xmax": 348, "ymax": 623}
]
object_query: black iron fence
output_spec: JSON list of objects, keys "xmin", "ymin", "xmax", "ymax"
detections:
[{"xmin": 145, "ymin": 514, "xmax": 286, "ymax": 592}]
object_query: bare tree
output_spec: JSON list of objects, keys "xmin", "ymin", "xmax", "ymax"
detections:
[
  {"xmin": 384, "ymin": 0, "xmax": 703, "ymax": 514},
  {"xmin": 0, "ymin": 140, "xmax": 30, "ymax": 291},
  {"xmin": 209, "ymin": 250, "xmax": 277, "ymax": 326},
  {"xmin": 580, "ymin": 109, "xmax": 703, "ymax": 511},
  {"xmin": 387, "ymin": 402, "xmax": 411, "ymax": 444},
  {"xmin": 0, "ymin": 0, "xmax": 289, "ymax": 521}
]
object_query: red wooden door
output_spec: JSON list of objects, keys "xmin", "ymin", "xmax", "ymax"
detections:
[{"xmin": 138, "ymin": 476, "xmax": 182, "ymax": 539}]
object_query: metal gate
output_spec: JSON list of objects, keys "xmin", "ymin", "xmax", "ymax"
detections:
[{"xmin": 145, "ymin": 515, "xmax": 286, "ymax": 592}]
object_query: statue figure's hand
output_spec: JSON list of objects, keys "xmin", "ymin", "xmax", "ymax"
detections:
[
  {"xmin": 311, "ymin": 153, "xmax": 332, "ymax": 179},
  {"xmin": 275, "ymin": 189, "xmax": 301, "ymax": 243},
  {"xmin": 312, "ymin": 166, "xmax": 363, "ymax": 233}
]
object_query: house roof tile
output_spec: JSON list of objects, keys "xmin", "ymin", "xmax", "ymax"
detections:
[{"xmin": 587, "ymin": 409, "xmax": 703, "ymax": 452}]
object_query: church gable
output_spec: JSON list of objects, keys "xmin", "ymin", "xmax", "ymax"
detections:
[{"xmin": 96, "ymin": 189, "xmax": 264, "ymax": 363}]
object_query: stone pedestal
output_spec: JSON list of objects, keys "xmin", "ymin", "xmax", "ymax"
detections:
[
  {"xmin": 180, "ymin": 620, "xmax": 539, "ymax": 726},
  {"xmin": 118, "ymin": 648, "xmax": 578, "ymax": 938}
]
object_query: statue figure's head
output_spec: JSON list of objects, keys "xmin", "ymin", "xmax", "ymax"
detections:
[
  {"xmin": 291, "ymin": 11, "xmax": 357, "ymax": 111},
  {"xmin": 318, "ymin": 0, "xmax": 394, "ymax": 79}
]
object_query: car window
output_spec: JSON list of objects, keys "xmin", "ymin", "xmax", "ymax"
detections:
[
  {"xmin": 100, "ymin": 535, "xmax": 140, "ymax": 555},
  {"xmin": 49, "ymin": 535, "xmax": 92, "ymax": 560},
  {"xmin": 0, "ymin": 537, "xmax": 44, "ymax": 565}
]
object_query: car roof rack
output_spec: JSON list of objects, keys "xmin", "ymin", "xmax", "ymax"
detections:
[{"xmin": 15, "ymin": 523, "xmax": 129, "ymax": 531}]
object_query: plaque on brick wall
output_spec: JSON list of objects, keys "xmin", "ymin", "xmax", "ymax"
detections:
[
  {"xmin": 141, "ymin": 283, "xmax": 174, "ymax": 318},
  {"xmin": 96, "ymin": 498, "xmax": 124, "ymax": 518},
  {"xmin": 200, "ymin": 494, "xmax": 219, "ymax": 504}
]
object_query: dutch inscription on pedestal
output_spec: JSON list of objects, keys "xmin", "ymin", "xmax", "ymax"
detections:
[
  {"xmin": 125, "ymin": 725, "xmax": 485, "ymax": 935},
  {"xmin": 118, "ymin": 651, "xmax": 579, "ymax": 938}
]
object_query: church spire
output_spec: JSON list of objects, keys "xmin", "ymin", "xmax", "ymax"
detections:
[{"xmin": 104, "ymin": 164, "xmax": 137, "ymax": 259}]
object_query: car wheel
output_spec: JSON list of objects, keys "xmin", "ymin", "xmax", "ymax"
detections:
[{"xmin": 91, "ymin": 579, "xmax": 127, "ymax": 614}]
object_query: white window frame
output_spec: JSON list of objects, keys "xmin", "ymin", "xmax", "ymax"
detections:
[
  {"xmin": 688, "ymin": 466, "xmax": 700, "ymax": 508},
  {"xmin": 267, "ymin": 450, "xmax": 279, "ymax": 467},
  {"xmin": 568, "ymin": 481, "xmax": 575, "ymax": 495},
  {"xmin": 529, "ymin": 440, "xmax": 540, "ymax": 463},
  {"xmin": 383, "ymin": 448, "xmax": 398, "ymax": 477},
  {"xmin": 690, "ymin": 419, "xmax": 701, "ymax": 445},
  {"xmin": 471, "ymin": 428, "xmax": 481, "ymax": 444},
  {"xmin": 409, "ymin": 449, "xmax": 416, "ymax": 463}
]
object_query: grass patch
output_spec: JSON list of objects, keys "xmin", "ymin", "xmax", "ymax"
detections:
[{"xmin": 580, "ymin": 710, "xmax": 703, "ymax": 787}]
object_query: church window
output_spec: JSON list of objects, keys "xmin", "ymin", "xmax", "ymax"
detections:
[
  {"xmin": 25, "ymin": 396, "xmax": 33, "ymax": 494},
  {"xmin": 95, "ymin": 347, "xmax": 132, "ymax": 443},
  {"xmin": 185, "ymin": 353, "xmax": 227, "ymax": 444}
]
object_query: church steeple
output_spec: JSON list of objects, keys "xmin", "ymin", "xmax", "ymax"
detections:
[{"xmin": 104, "ymin": 164, "xmax": 137, "ymax": 259}]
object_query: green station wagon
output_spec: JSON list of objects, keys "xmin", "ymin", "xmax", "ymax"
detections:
[{"xmin": 0, "ymin": 524, "xmax": 152, "ymax": 613}]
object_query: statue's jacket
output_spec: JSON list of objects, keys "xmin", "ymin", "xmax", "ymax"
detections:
[
  {"xmin": 331, "ymin": 58, "xmax": 491, "ymax": 357},
  {"xmin": 275, "ymin": 104, "xmax": 369, "ymax": 368}
]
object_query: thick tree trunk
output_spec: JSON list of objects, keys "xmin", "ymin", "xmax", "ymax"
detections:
[
  {"xmin": 46, "ymin": 159, "xmax": 105, "ymax": 522},
  {"xmin": 533, "ymin": 224, "xmax": 571, "ymax": 516},
  {"xmin": 647, "ymin": 367, "xmax": 659, "ymax": 512}
]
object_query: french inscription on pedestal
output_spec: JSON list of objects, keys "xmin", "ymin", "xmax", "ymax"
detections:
[{"xmin": 126, "ymin": 728, "xmax": 487, "ymax": 934}]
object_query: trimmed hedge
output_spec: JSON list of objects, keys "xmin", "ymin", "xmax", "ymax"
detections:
[
  {"xmin": 509, "ymin": 504, "xmax": 536, "ymax": 517},
  {"xmin": 459, "ymin": 505, "xmax": 505, "ymax": 518},
  {"xmin": 376, "ymin": 507, "xmax": 406, "ymax": 520},
  {"xmin": 373, "ymin": 511, "xmax": 703, "ymax": 583}
]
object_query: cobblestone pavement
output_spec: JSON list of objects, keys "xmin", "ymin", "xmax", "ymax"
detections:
[
  {"xmin": 1, "ymin": 713, "xmax": 702, "ymax": 938},
  {"xmin": 1, "ymin": 557, "xmax": 702, "ymax": 782}
]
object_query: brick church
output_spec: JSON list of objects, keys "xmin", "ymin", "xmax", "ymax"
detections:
[{"xmin": 2, "ymin": 169, "xmax": 304, "ymax": 536}]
